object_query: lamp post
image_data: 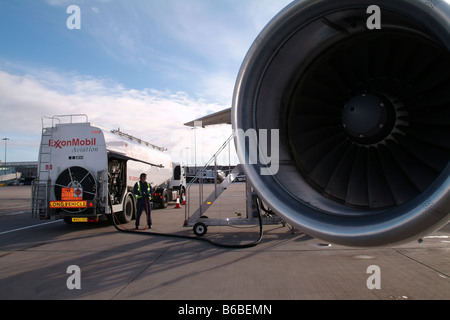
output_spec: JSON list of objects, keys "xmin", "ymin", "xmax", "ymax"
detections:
[
  {"xmin": 185, "ymin": 146, "xmax": 189, "ymax": 167},
  {"xmin": 2, "ymin": 138, "xmax": 9, "ymax": 175},
  {"xmin": 2, "ymin": 138, "xmax": 9, "ymax": 165}
]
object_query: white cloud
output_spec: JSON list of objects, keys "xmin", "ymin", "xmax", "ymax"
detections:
[
  {"xmin": 0, "ymin": 1, "xmax": 293, "ymax": 163},
  {"xmin": 0, "ymin": 69, "xmax": 235, "ymax": 164},
  {"xmin": 67, "ymin": 0, "xmax": 292, "ymax": 104}
]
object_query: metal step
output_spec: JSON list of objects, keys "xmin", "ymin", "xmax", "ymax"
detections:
[
  {"xmin": 32, "ymin": 123, "xmax": 53, "ymax": 219},
  {"xmin": 183, "ymin": 133, "xmax": 283, "ymax": 236},
  {"xmin": 187, "ymin": 165, "xmax": 242, "ymax": 223},
  {"xmin": 31, "ymin": 181, "xmax": 50, "ymax": 219}
]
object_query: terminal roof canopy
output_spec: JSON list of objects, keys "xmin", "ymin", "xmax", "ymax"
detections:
[{"xmin": 184, "ymin": 108, "xmax": 231, "ymax": 127}]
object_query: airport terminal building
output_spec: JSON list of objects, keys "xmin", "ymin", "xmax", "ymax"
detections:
[{"xmin": 0, "ymin": 161, "xmax": 37, "ymax": 185}]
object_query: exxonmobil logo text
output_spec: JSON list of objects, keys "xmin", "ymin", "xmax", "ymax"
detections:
[{"xmin": 49, "ymin": 138, "xmax": 96, "ymax": 149}]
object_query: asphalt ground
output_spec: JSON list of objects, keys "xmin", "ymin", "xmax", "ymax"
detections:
[{"xmin": 0, "ymin": 184, "xmax": 449, "ymax": 302}]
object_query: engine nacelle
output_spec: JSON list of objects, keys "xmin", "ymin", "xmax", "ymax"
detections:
[{"xmin": 232, "ymin": 0, "xmax": 450, "ymax": 246}]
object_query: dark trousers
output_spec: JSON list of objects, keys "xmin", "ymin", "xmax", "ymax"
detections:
[{"xmin": 136, "ymin": 199, "xmax": 152, "ymax": 228}]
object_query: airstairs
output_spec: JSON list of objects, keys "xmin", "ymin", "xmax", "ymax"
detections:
[{"xmin": 184, "ymin": 134, "xmax": 282, "ymax": 237}]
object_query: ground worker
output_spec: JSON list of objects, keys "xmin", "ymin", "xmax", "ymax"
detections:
[{"xmin": 134, "ymin": 173, "xmax": 153, "ymax": 230}]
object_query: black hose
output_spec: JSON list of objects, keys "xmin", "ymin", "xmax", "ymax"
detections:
[{"xmin": 110, "ymin": 194, "xmax": 263, "ymax": 249}]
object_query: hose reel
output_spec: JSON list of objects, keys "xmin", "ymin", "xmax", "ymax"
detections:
[{"xmin": 54, "ymin": 166, "xmax": 97, "ymax": 213}]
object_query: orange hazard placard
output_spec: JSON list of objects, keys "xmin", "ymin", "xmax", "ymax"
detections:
[
  {"xmin": 61, "ymin": 188, "xmax": 74, "ymax": 200},
  {"xmin": 61, "ymin": 187, "xmax": 83, "ymax": 200}
]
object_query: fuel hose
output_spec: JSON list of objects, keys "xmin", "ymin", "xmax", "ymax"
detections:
[{"xmin": 110, "ymin": 193, "xmax": 264, "ymax": 249}]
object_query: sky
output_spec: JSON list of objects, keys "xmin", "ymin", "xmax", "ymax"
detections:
[{"xmin": 0, "ymin": 0, "xmax": 292, "ymax": 165}]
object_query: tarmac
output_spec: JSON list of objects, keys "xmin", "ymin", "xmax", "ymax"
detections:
[{"xmin": 0, "ymin": 184, "xmax": 449, "ymax": 301}]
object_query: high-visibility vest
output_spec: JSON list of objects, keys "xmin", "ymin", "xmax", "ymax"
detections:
[{"xmin": 136, "ymin": 182, "xmax": 152, "ymax": 200}]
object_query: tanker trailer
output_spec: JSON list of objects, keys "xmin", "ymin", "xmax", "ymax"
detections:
[{"xmin": 31, "ymin": 115, "xmax": 182, "ymax": 224}]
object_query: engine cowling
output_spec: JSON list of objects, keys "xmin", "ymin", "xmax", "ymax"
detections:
[{"xmin": 232, "ymin": 0, "xmax": 450, "ymax": 246}]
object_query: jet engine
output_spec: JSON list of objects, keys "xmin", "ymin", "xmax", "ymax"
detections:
[{"xmin": 232, "ymin": 0, "xmax": 450, "ymax": 246}]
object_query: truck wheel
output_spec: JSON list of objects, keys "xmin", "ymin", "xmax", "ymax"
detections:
[
  {"xmin": 118, "ymin": 194, "xmax": 134, "ymax": 223},
  {"xmin": 162, "ymin": 189, "xmax": 169, "ymax": 208},
  {"xmin": 193, "ymin": 222, "xmax": 207, "ymax": 237},
  {"xmin": 179, "ymin": 187, "xmax": 185, "ymax": 198}
]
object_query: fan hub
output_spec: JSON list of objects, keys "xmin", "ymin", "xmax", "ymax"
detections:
[{"xmin": 342, "ymin": 94, "xmax": 395, "ymax": 145}]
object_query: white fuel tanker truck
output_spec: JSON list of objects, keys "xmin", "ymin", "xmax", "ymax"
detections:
[{"xmin": 31, "ymin": 115, "xmax": 186, "ymax": 223}]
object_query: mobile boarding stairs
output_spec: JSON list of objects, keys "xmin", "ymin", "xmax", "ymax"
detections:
[{"xmin": 183, "ymin": 134, "xmax": 285, "ymax": 237}]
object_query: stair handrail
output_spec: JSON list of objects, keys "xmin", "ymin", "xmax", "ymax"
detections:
[{"xmin": 185, "ymin": 134, "xmax": 235, "ymax": 220}]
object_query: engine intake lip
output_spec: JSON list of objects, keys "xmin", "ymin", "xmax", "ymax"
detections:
[{"xmin": 232, "ymin": 0, "xmax": 450, "ymax": 246}]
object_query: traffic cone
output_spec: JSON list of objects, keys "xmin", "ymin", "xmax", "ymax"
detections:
[
  {"xmin": 182, "ymin": 193, "xmax": 186, "ymax": 205},
  {"xmin": 175, "ymin": 195, "xmax": 182, "ymax": 209}
]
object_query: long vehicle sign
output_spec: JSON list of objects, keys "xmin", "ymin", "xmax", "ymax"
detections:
[{"xmin": 49, "ymin": 201, "xmax": 88, "ymax": 209}]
